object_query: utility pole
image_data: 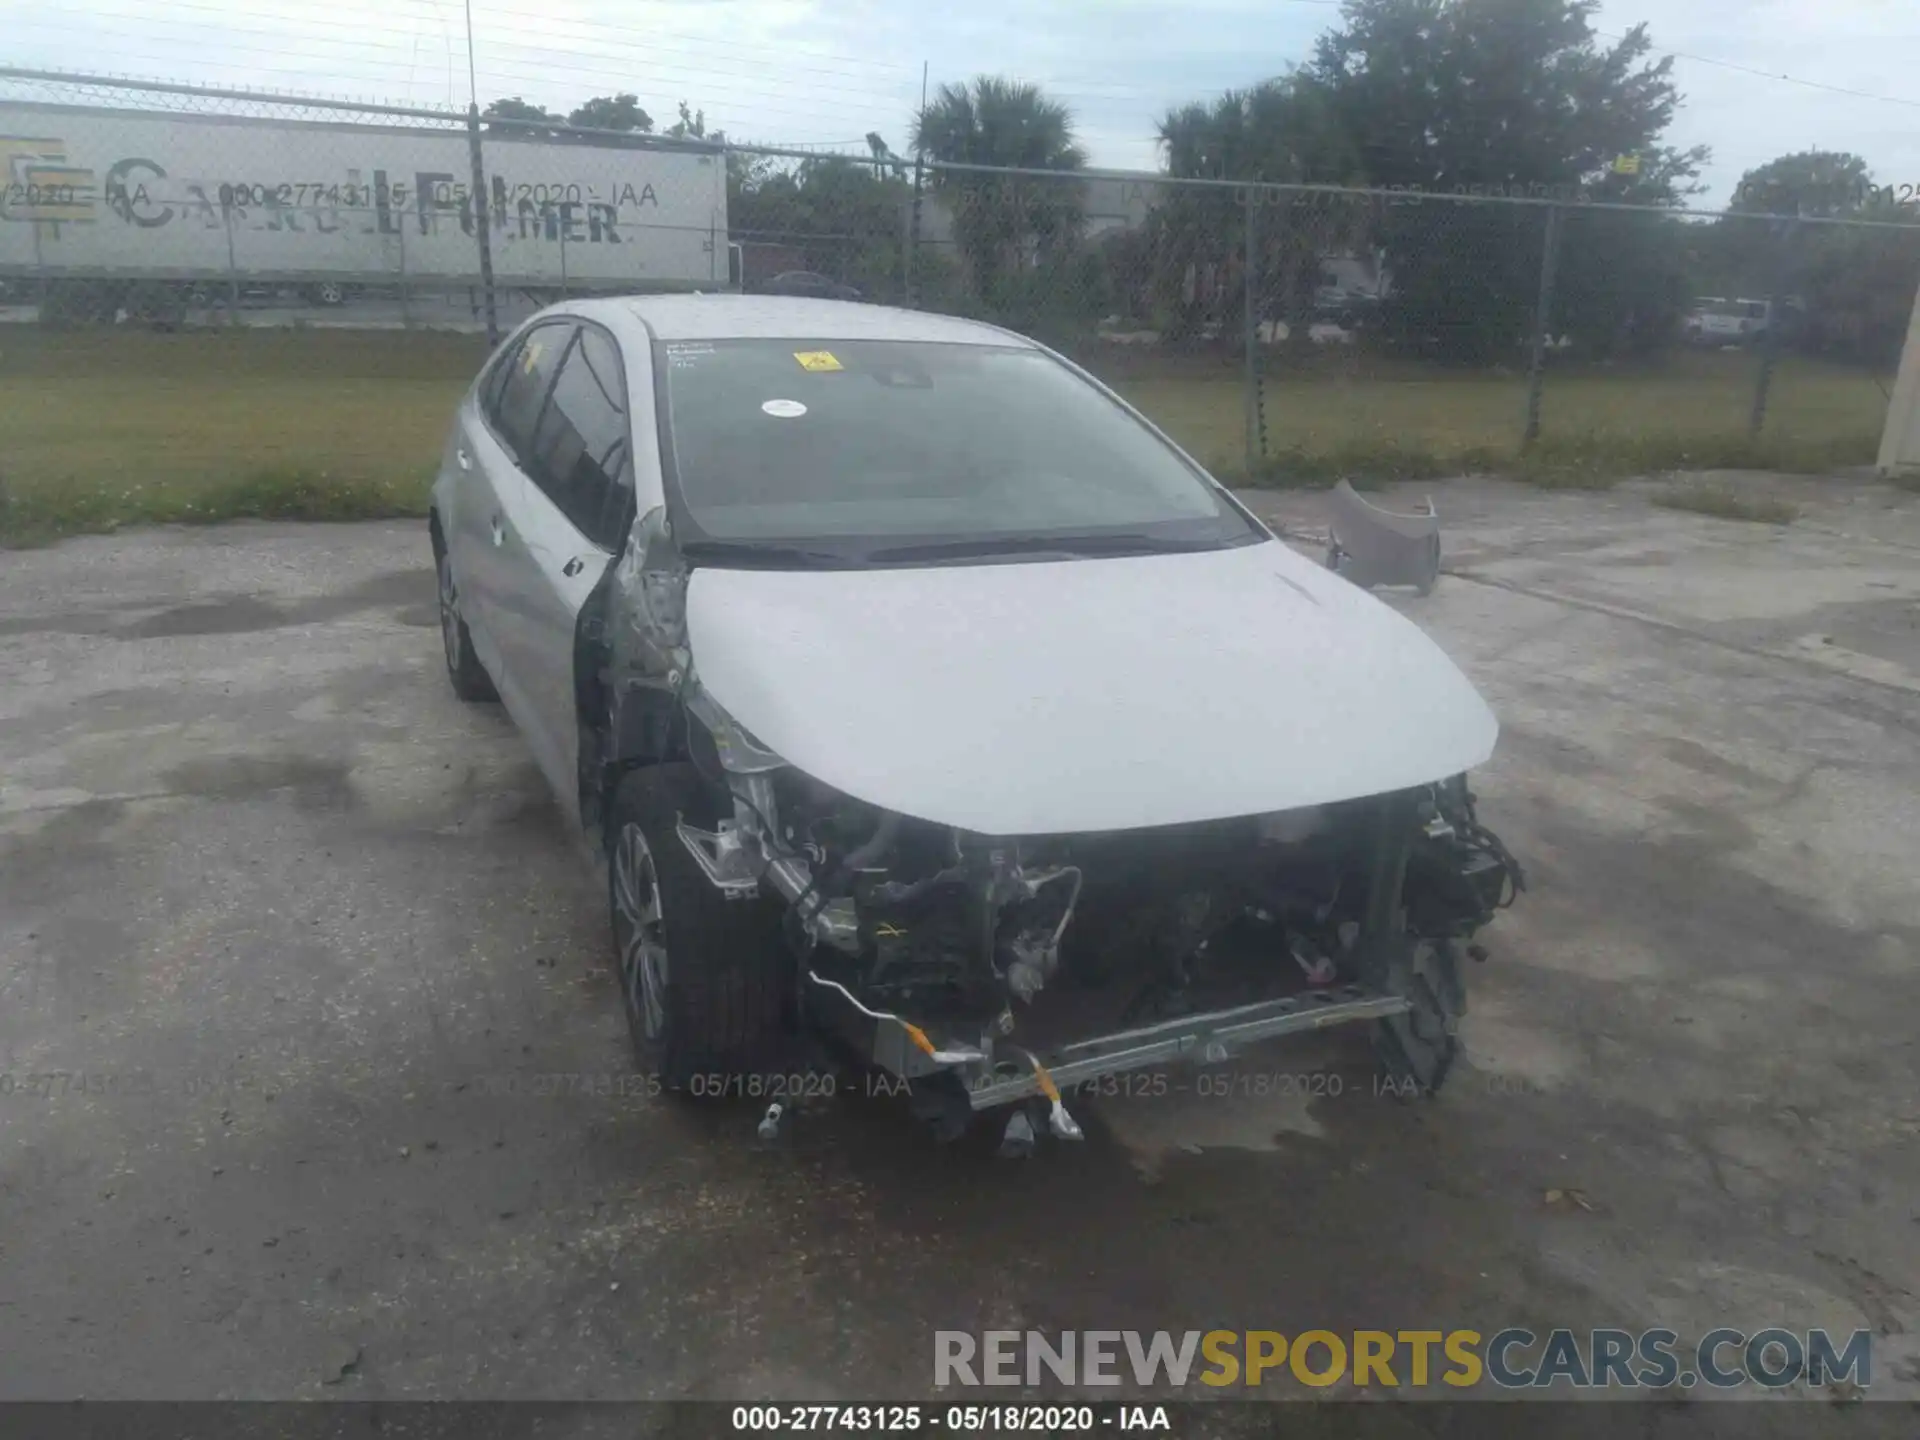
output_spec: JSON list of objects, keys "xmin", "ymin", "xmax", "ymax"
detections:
[
  {"xmin": 463, "ymin": 0, "xmax": 479, "ymax": 108},
  {"xmin": 906, "ymin": 61, "xmax": 928, "ymax": 307},
  {"xmin": 461, "ymin": 0, "xmax": 497, "ymax": 345}
]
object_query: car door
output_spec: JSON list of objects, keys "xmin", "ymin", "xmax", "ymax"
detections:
[
  {"xmin": 452, "ymin": 319, "xmax": 570, "ymax": 686},
  {"xmin": 489, "ymin": 320, "xmax": 636, "ymax": 825}
]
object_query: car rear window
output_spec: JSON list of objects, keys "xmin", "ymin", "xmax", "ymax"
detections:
[{"xmin": 653, "ymin": 338, "xmax": 1258, "ymax": 556}]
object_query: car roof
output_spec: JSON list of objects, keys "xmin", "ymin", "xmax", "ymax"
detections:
[{"xmin": 585, "ymin": 293, "xmax": 1033, "ymax": 347}]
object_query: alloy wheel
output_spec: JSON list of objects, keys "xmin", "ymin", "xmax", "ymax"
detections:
[
  {"xmin": 437, "ymin": 553, "xmax": 463, "ymax": 672},
  {"xmin": 612, "ymin": 823, "xmax": 669, "ymax": 1040}
]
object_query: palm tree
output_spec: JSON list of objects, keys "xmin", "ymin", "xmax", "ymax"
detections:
[
  {"xmin": 1152, "ymin": 75, "xmax": 1364, "ymax": 345},
  {"xmin": 910, "ymin": 77, "xmax": 1087, "ymax": 308},
  {"xmin": 912, "ymin": 77, "xmax": 1085, "ymax": 173},
  {"xmin": 1156, "ymin": 75, "xmax": 1354, "ymax": 186}
]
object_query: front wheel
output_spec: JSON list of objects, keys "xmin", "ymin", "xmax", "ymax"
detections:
[
  {"xmin": 607, "ymin": 763, "xmax": 788, "ymax": 1090},
  {"xmin": 1375, "ymin": 937, "xmax": 1464, "ymax": 1095}
]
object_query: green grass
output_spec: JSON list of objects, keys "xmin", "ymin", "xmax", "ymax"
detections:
[
  {"xmin": 0, "ymin": 328, "xmax": 486, "ymax": 544},
  {"xmin": 1651, "ymin": 482, "xmax": 1800, "ymax": 525},
  {"xmin": 1093, "ymin": 347, "xmax": 1889, "ymax": 486},
  {"xmin": 0, "ymin": 328, "xmax": 1892, "ymax": 544}
]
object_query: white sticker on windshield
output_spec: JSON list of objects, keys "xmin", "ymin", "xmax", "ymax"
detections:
[{"xmin": 760, "ymin": 399, "xmax": 808, "ymax": 418}]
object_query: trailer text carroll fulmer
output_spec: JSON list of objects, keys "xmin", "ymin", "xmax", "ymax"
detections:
[{"xmin": 0, "ymin": 100, "xmax": 731, "ymax": 308}]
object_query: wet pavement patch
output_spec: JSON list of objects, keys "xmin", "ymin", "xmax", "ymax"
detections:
[
  {"xmin": 163, "ymin": 753, "xmax": 357, "ymax": 810},
  {"xmin": 122, "ymin": 596, "xmax": 290, "ymax": 639}
]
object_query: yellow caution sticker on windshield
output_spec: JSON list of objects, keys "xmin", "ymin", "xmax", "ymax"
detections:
[{"xmin": 793, "ymin": 350, "xmax": 844, "ymax": 372}]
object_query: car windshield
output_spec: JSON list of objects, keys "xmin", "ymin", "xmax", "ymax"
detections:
[{"xmin": 653, "ymin": 338, "xmax": 1260, "ymax": 564}]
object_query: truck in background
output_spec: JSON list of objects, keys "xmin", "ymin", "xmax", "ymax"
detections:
[
  {"xmin": 0, "ymin": 100, "xmax": 731, "ymax": 325},
  {"xmin": 1682, "ymin": 295, "xmax": 1805, "ymax": 348}
]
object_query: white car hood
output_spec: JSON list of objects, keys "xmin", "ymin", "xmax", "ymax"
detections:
[{"xmin": 686, "ymin": 538, "xmax": 1498, "ymax": 835}]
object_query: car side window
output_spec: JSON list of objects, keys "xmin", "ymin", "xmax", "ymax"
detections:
[
  {"xmin": 477, "ymin": 339, "xmax": 516, "ymax": 417},
  {"xmin": 485, "ymin": 321, "xmax": 570, "ymax": 461},
  {"xmin": 523, "ymin": 324, "xmax": 633, "ymax": 549}
]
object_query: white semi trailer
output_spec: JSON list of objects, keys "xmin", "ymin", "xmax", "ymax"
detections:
[{"xmin": 0, "ymin": 100, "xmax": 731, "ymax": 320}]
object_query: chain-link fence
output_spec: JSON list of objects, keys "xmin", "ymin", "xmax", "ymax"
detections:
[
  {"xmin": 6, "ymin": 64, "xmax": 1919, "ymax": 485},
  {"xmin": 909, "ymin": 165, "xmax": 1920, "ymax": 478}
]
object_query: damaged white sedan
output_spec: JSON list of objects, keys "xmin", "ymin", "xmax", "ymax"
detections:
[{"xmin": 429, "ymin": 295, "xmax": 1523, "ymax": 1145}]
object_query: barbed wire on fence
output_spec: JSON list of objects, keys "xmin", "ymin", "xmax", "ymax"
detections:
[{"xmin": 0, "ymin": 66, "xmax": 466, "ymax": 127}]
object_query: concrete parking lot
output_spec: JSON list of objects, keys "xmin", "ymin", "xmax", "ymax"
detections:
[{"xmin": 3, "ymin": 475, "xmax": 1920, "ymax": 1413}]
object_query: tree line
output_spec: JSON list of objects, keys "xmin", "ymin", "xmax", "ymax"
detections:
[{"xmin": 488, "ymin": 0, "xmax": 1919, "ymax": 367}]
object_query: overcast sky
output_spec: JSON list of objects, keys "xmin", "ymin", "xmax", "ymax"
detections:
[{"xmin": 3, "ymin": 0, "xmax": 1915, "ymax": 206}]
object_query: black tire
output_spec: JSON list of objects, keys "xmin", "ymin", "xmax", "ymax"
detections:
[
  {"xmin": 39, "ymin": 280, "xmax": 120, "ymax": 329},
  {"xmin": 1375, "ymin": 937, "xmax": 1464, "ymax": 1095},
  {"xmin": 123, "ymin": 280, "xmax": 188, "ymax": 331},
  {"xmin": 607, "ymin": 762, "xmax": 789, "ymax": 1090},
  {"xmin": 436, "ymin": 547, "xmax": 497, "ymax": 702}
]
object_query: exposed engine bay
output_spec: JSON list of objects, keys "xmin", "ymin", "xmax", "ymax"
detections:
[{"xmin": 672, "ymin": 685, "xmax": 1525, "ymax": 1132}]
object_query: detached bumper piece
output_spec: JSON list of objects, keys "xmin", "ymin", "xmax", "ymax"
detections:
[{"xmin": 1326, "ymin": 479, "xmax": 1442, "ymax": 594}]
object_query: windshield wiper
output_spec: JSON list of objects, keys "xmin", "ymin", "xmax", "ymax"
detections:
[
  {"xmin": 680, "ymin": 539, "xmax": 858, "ymax": 570},
  {"xmin": 865, "ymin": 533, "xmax": 1220, "ymax": 564}
]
